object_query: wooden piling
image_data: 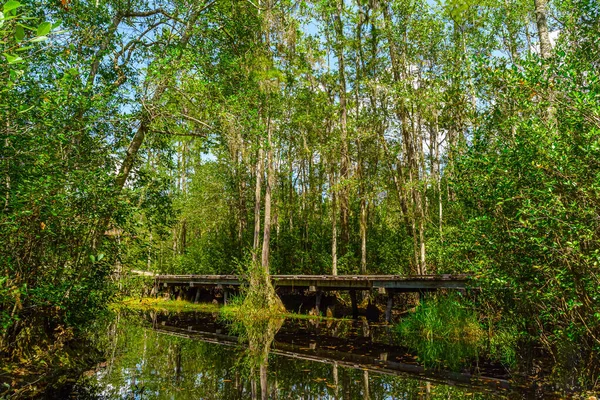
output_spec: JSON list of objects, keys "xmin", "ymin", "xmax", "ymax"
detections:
[
  {"xmin": 385, "ymin": 291, "xmax": 394, "ymax": 323},
  {"xmin": 350, "ymin": 290, "xmax": 359, "ymax": 319},
  {"xmin": 315, "ymin": 291, "xmax": 323, "ymax": 315}
]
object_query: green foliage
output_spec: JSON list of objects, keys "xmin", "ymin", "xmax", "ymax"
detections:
[
  {"xmin": 488, "ymin": 322, "xmax": 520, "ymax": 367},
  {"xmin": 0, "ymin": 0, "xmax": 54, "ymax": 71},
  {"xmin": 0, "ymin": 1, "xmax": 119, "ymax": 351},
  {"xmin": 396, "ymin": 294, "xmax": 522, "ymax": 371},
  {"xmin": 451, "ymin": 13, "xmax": 600, "ymax": 364},
  {"xmin": 395, "ymin": 294, "xmax": 485, "ymax": 370},
  {"xmin": 240, "ymin": 260, "xmax": 285, "ymax": 316}
]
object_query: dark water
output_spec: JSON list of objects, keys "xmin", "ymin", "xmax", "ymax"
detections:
[{"xmin": 71, "ymin": 311, "xmax": 539, "ymax": 399}]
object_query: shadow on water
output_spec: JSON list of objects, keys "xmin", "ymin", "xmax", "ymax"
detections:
[{"xmin": 71, "ymin": 310, "xmax": 541, "ymax": 399}]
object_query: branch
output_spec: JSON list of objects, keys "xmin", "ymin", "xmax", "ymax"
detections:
[
  {"xmin": 150, "ymin": 129, "xmax": 207, "ymax": 138},
  {"xmin": 122, "ymin": 8, "xmax": 185, "ymax": 24},
  {"xmin": 179, "ymin": 113, "xmax": 214, "ymax": 130},
  {"xmin": 245, "ymin": 0, "xmax": 264, "ymax": 10}
]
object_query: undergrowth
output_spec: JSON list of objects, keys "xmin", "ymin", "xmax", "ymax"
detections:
[{"xmin": 395, "ymin": 294, "xmax": 518, "ymax": 371}]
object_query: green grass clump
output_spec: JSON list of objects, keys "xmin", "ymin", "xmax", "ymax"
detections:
[
  {"xmin": 395, "ymin": 294, "xmax": 521, "ymax": 371},
  {"xmin": 395, "ymin": 294, "xmax": 485, "ymax": 370},
  {"xmin": 116, "ymin": 297, "xmax": 235, "ymax": 314}
]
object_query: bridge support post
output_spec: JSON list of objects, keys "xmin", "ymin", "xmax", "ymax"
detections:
[
  {"xmin": 385, "ymin": 290, "xmax": 395, "ymax": 323},
  {"xmin": 224, "ymin": 289, "xmax": 229, "ymax": 305},
  {"xmin": 315, "ymin": 291, "xmax": 323, "ymax": 315},
  {"xmin": 350, "ymin": 290, "xmax": 359, "ymax": 319},
  {"xmin": 150, "ymin": 282, "xmax": 158, "ymax": 298},
  {"xmin": 194, "ymin": 288, "xmax": 201, "ymax": 304}
]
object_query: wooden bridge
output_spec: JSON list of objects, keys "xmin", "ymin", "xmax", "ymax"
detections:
[
  {"xmin": 154, "ymin": 274, "xmax": 471, "ymax": 291},
  {"xmin": 152, "ymin": 273, "xmax": 472, "ymax": 322}
]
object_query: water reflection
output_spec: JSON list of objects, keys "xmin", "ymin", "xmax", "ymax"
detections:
[
  {"xmin": 73, "ymin": 311, "xmax": 528, "ymax": 399},
  {"xmin": 236, "ymin": 314, "xmax": 283, "ymax": 399}
]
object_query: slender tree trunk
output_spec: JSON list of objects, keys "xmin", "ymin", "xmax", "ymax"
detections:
[
  {"xmin": 360, "ymin": 195, "xmax": 367, "ymax": 275},
  {"xmin": 4, "ymin": 120, "xmax": 10, "ymax": 213},
  {"xmin": 434, "ymin": 115, "xmax": 443, "ymax": 241},
  {"xmin": 355, "ymin": 7, "xmax": 367, "ymax": 276},
  {"xmin": 251, "ymin": 372, "xmax": 257, "ymax": 400},
  {"xmin": 382, "ymin": 2, "xmax": 421, "ymax": 273},
  {"xmin": 358, "ymin": 143, "xmax": 367, "ymax": 275},
  {"xmin": 417, "ymin": 117, "xmax": 426, "ymax": 274},
  {"xmin": 333, "ymin": 362, "xmax": 339, "ymax": 399},
  {"xmin": 253, "ymin": 146, "xmax": 264, "ymax": 263},
  {"xmin": 533, "ymin": 0, "xmax": 556, "ymax": 122},
  {"xmin": 334, "ymin": 0, "xmax": 350, "ymax": 255},
  {"xmin": 330, "ymin": 168, "xmax": 338, "ymax": 275},
  {"xmin": 260, "ymin": 363, "xmax": 268, "ymax": 400},
  {"xmin": 238, "ymin": 144, "xmax": 248, "ymax": 254},
  {"xmin": 534, "ymin": 0, "xmax": 553, "ymax": 59},
  {"xmin": 363, "ymin": 370, "xmax": 370, "ymax": 400},
  {"xmin": 261, "ymin": 117, "xmax": 274, "ymax": 274}
]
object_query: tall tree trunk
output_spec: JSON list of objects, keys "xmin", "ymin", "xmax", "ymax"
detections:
[
  {"xmin": 434, "ymin": 115, "xmax": 443, "ymax": 242},
  {"xmin": 356, "ymin": 6, "xmax": 367, "ymax": 276},
  {"xmin": 533, "ymin": 0, "xmax": 556, "ymax": 122},
  {"xmin": 261, "ymin": 117, "xmax": 274, "ymax": 274},
  {"xmin": 334, "ymin": 0, "xmax": 350, "ymax": 256},
  {"xmin": 417, "ymin": 116, "xmax": 427, "ymax": 275},
  {"xmin": 253, "ymin": 146, "xmax": 264, "ymax": 263},
  {"xmin": 329, "ymin": 168, "xmax": 338, "ymax": 276},
  {"xmin": 238, "ymin": 143, "xmax": 248, "ymax": 255},
  {"xmin": 382, "ymin": 2, "xmax": 421, "ymax": 273},
  {"xmin": 333, "ymin": 362, "xmax": 339, "ymax": 398},
  {"xmin": 363, "ymin": 370, "xmax": 370, "ymax": 400},
  {"xmin": 360, "ymin": 196, "xmax": 367, "ymax": 274},
  {"xmin": 4, "ymin": 120, "xmax": 10, "ymax": 213},
  {"xmin": 358, "ymin": 140, "xmax": 367, "ymax": 275},
  {"xmin": 260, "ymin": 363, "xmax": 269, "ymax": 400},
  {"xmin": 534, "ymin": 0, "xmax": 553, "ymax": 59}
]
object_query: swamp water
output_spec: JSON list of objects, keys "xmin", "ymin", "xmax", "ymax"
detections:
[{"xmin": 64, "ymin": 309, "xmax": 549, "ymax": 399}]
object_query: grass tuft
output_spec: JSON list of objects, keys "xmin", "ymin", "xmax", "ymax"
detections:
[{"xmin": 395, "ymin": 294, "xmax": 485, "ymax": 370}]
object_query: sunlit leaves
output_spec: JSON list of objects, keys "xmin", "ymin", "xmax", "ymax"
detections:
[
  {"xmin": 3, "ymin": 0, "xmax": 21, "ymax": 13},
  {"xmin": 36, "ymin": 21, "xmax": 51, "ymax": 36},
  {"xmin": 3, "ymin": 52, "xmax": 23, "ymax": 63},
  {"xmin": 14, "ymin": 23, "xmax": 23, "ymax": 40}
]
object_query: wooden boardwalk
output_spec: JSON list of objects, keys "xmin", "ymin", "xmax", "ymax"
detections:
[
  {"xmin": 152, "ymin": 274, "xmax": 472, "ymax": 321},
  {"xmin": 154, "ymin": 274, "xmax": 471, "ymax": 292}
]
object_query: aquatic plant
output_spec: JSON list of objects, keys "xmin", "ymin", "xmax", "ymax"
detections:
[
  {"xmin": 396, "ymin": 294, "xmax": 524, "ymax": 371},
  {"xmin": 395, "ymin": 294, "xmax": 484, "ymax": 370}
]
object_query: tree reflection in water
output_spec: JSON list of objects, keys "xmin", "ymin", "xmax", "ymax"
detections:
[
  {"xmin": 230, "ymin": 312, "xmax": 283, "ymax": 399},
  {"xmin": 73, "ymin": 310, "xmax": 517, "ymax": 399}
]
